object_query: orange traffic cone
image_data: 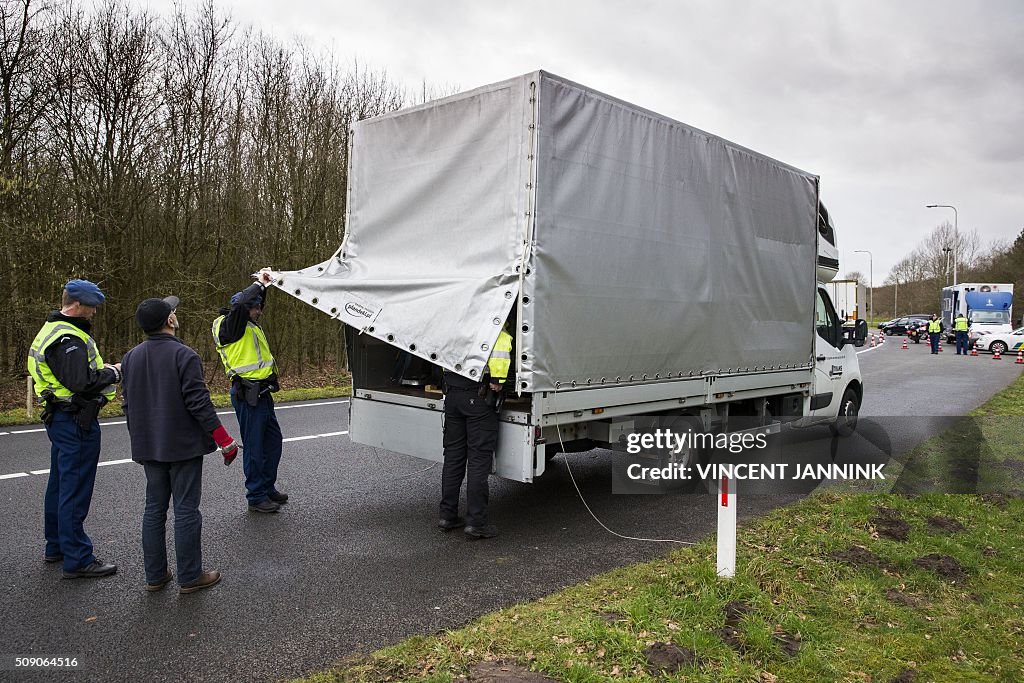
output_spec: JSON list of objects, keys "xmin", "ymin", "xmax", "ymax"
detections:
[
  {"xmin": 870, "ymin": 336, "xmax": 876, "ymax": 348},
  {"xmin": 938, "ymin": 342, "xmax": 943, "ymax": 352},
  {"xmin": 970, "ymin": 347, "xmax": 978, "ymax": 357},
  {"xmin": 993, "ymin": 348, "xmax": 1002, "ymax": 360},
  {"xmin": 902, "ymin": 338, "xmax": 908, "ymax": 349},
  {"xmin": 880, "ymin": 334, "xmax": 885, "ymax": 344},
  {"xmin": 1016, "ymin": 350, "xmax": 1023, "ymax": 364}
]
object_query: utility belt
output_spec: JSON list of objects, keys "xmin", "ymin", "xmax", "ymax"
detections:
[
  {"xmin": 40, "ymin": 390, "xmax": 105, "ymax": 429},
  {"xmin": 442, "ymin": 370, "xmax": 507, "ymax": 412},
  {"xmin": 232, "ymin": 375, "xmax": 279, "ymax": 408}
]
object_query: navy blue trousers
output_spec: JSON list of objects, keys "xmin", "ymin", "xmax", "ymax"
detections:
[
  {"xmin": 142, "ymin": 457, "xmax": 204, "ymax": 585},
  {"xmin": 929, "ymin": 332, "xmax": 940, "ymax": 354},
  {"xmin": 440, "ymin": 387, "xmax": 498, "ymax": 527},
  {"xmin": 231, "ymin": 389, "xmax": 283, "ymax": 504},
  {"xmin": 955, "ymin": 331, "xmax": 969, "ymax": 355},
  {"xmin": 44, "ymin": 411, "xmax": 101, "ymax": 571}
]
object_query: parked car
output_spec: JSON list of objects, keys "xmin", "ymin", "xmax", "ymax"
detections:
[
  {"xmin": 882, "ymin": 316, "xmax": 929, "ymax": 335},
  {"xmin": 877, "ymin": 318, "xmax": 896, "ymax": 330},
  {"xmin": 973, "ymin": 327, "xmax": 1024, "ymax": 355}
]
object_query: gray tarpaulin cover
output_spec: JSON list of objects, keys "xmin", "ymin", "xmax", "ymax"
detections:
[{"xmin": 273, "ymin": 71, "xmax": 819, "ymax": 392}]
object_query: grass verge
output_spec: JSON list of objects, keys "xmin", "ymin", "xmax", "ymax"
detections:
[
  {"xmin": 297, "ymin": 376, "xmax": 1024, "ymax": 683},
  {"xmin": 0, "ymin": 382, "xmax": 351, "ymax": 428}
]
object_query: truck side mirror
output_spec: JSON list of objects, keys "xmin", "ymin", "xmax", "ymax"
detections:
[{"xmin": 844, "ymin": 319, "xmax": 868, "ymax": 347}]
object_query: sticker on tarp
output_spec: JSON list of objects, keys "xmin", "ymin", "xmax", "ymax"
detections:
[{"xmin": 337, "ymin": 296, "xmax": 381, "ymax": 327}]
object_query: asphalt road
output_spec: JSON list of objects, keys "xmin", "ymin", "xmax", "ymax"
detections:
[{"xmin": 1, "ymin": 339, "xmax": 1020, "ymax": 682}]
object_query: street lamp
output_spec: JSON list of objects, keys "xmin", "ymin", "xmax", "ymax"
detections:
[
  {"xmin": 926, "ymin": 204, "xmax": 958, "ymax": 286},
  {"xmin": 854, "ymin": 249, "xmax": 873, "ymax": 322}
]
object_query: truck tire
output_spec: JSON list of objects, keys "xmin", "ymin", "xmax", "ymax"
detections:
[{"xmin": 829, "ymin": 388, "xmax": 859, "ymax": 437}]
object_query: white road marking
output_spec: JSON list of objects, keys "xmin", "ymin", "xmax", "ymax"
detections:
[
  {"xmin": 1, "ymin": 400, "xmax": 350, "ymax": 437},
  {"xmin": 1, "ymin": 430, "xmax": 350, "ymax": 481}
]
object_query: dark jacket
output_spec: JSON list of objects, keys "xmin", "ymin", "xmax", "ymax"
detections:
[
  {"xmin": 122, "ymin": 334, "xmax": 222, "ymax": 463},
  {"xmin": 43, "ymin": 311, "xmax": 120, "ymax": 400},
  {"xmin": 217, "ymin": 282, "xmax": 268, "ymax": 345}
]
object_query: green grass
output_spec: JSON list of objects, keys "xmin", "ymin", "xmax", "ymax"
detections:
[
  {"xmin": 0, "ymin": 382, "xmax": 351, "ymax": 428},
  {"xmin": 296, "ymin": 374, "xmax": 1024, "ymax": 683}
]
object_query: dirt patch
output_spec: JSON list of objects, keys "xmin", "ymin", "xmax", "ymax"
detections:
[
  {"xmin": 871, "ymin": 516, "xmax": 911, "ymax": 542},
  {"xmin": 874, "ymin": 505, "xmax": 904, "ymax": 520},
  {"xmin": 772, "ymin": 630, "xmax": 801, "ymax": 658},
  {"xmin": 885, "ymin": 589, "xmax": 923, "ymax": 608},
  {"xmin": 717, "ymin": 626, "xmax": 747, "ymax": 654},
  {"xmin": 983, "ymin": 545, "xmax": 997, "ymax": 557},
  {"xmin": 723, "ymin": 600, "xmax": 751, "ymax": 626},
  {"xmin": 457, "ymin": 661, "xmax": 557, "ymax": 682},
  {"xmin": 890, "ymin": 669, "xmax": 917, "ymax": 683},
  {"xmin": 597, "ymin": 611, "xmax": 623, "ymax": 625},
  {"xmin": 926, "ymin": 515, "xmax": 966, "ymax": 534},
  {"xmin": 913, "ymin": 553, "xmax": 968, "ymax": 581},
  {"xmin": 828, "ymin": 546, "xmax": 893, "ymax": 571},
  {"xmin": 645, "ymin": 642, "xmax": 695, "ymax": 675},
  {"xmin": 980, "ymin": 493, "xmax": 1009, "ymax": 508}
]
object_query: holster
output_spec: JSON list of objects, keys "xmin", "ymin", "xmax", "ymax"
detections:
[
  {"xmin": 69, "ymin": 394, "xmax": 103, "ymax": 430},
  {"xmin": 235, "ymin": 377, "xmax": 260, "ymax": 407}
]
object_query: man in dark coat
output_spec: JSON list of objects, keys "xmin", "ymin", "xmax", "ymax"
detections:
[{"xmin": 121, "ymin": 296, "xmax": 240, "ymax": 594}]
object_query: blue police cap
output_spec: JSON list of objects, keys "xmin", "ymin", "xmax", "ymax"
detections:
[{"xmin": 64, "ymin": 279, "xmax": 105, "ymax": 307}]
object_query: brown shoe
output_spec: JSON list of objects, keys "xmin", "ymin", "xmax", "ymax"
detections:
[
  {"xmin": 179, "ymin": 570, "xmax": 221, "ymax": 594},
  {"xmin": 145, "ymin": 571, "xmax": 174, "ymax": 592}
]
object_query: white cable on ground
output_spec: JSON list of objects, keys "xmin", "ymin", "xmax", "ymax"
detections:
[{"xmin": 551, "ymin": 390, "xmax": 695, "ymax": 545}]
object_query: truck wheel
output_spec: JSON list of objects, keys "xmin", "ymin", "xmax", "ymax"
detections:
[
  {"xmin": 829, "ymin": 388, "xmax": 859, "ymax": 437},
  {"xmin": 990, "ymin": 341, "xmax": 1008, "ymax": 356}
]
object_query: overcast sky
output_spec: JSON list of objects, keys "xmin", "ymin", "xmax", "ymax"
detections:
[{"xmin": 144, "ymin": 0, "xmax": 1024, "ymax": 284}]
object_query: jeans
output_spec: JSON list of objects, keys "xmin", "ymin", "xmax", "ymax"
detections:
[
  {"xmin": 440, "ymin": 386, "xmax": 498, "ymax": 527},
  {"xmin": 44, "ymin": 411, "xmax": 100, "ymax": 571},
  {"xmin": 142, "ymin": 457, "xmax": 204, "ymax": 585},
  {"xmin": 231, "ymin": 389, "xmax": 283, "ymax": 504},
  {"xmin": 929, "ymin": 332, "xmax": 940, "ymax": 354},
  {"xmin": 956, "ymin": 331, "xmax": 969, "ymax": 355}
]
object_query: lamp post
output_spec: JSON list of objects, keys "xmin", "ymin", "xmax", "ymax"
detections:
[
  {"xmin": 926, "ymin": 204, "xmax": 958, "ymax": 286},
  {"xmin": 894, "ymin": 275, "xmax": 898, "ymax": 318},
  {"xmin": 854, "ymin": 249, "xmax": 873, "ymax": 323}
]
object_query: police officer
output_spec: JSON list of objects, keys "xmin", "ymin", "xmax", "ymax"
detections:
[
  {"xmin": 27, "ymin": 280, "xmax": 122, "ymax": 578},
  {"xmin": 438, "ymin": 322, "xmax": 513, "ymax": 540},
  {"xmin": 213, "ymin": 269, "xmax": 286, "ymax": 513},
  {"xmin": 927, "ymin": 314, "xmax": 943, "ymax": 355},
  {"xmin": 953, "ymin": 311, "xmax": 970, "ymax": 355}
]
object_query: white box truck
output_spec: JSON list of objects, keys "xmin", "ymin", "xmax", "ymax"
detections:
[
  {"xmin": 825, "ymin": 279, "xmax": 867, "ymax": 324},
  {"xmin": 941, "ymin": 283, "xmax": 1015, "ymax": 343},
  {"xmin": 271, "ymin": 71, "xmax": 866, "ymax": 483}
]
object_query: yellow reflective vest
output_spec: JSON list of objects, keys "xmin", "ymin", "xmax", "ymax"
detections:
[
  {"xmin": 27, "ymin": 321, "xmax": 116, "ymax": 402},
  {"xmin": 928, "ymin": 320, "xmax": 942, "ymax": 333},
  {"xmin": 487, "ymin": 329, "xmax": 513, "ymax": 384},
  {"xmin": 954, "ymin": 316, "xmax": 968, "ymax": 331},
  {"xmin": 212, "ymin": 316, "xmax": 275, "ymax": 380}
]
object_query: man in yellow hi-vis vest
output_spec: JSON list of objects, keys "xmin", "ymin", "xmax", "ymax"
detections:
[
  {"xmin": 438, "ymin": 321, "xmax": 514, "ymax": 540},
  {"xmin": 27, "ymin": 279, "xmax": 122, "ymax": 579},
  {"xmin": 927, "ymin": 314, "xmax": 944, "ymax": 354},
  {"xmin": 212, "ymin": 269, "xmax": 285, "ymax": 513},
  {"xmin": 953, "ymin": 312, "xmax": 970, "ymax": 355}
]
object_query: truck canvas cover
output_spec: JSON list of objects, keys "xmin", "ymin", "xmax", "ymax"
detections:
[{"xmin": 274, "ymin": 71, "xmax": 819, "ymax": 392}]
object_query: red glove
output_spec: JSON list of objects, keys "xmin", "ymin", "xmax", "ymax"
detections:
[{"xmin": 212, "ymin": 425, "xmax": 240, "ymax": 466}]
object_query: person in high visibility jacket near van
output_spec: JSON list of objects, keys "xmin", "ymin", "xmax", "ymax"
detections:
[
  {"xmin": 27, "ymin": 279, "xmax": 122, "ymax": 579},
  {"xmin": 438, "ymin": 322, "xmax": 513, "ymax": 540},
  {"xmin": 927, "ymin": 314, "xmax": 944, "ymax": 355},
  {"xmin": 953, "ymin": 313, "xmax": 970, "ymax": 355},
  {"xmin": 213, "ymin": 269, "xmax": 286, "ymax": 513}
]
